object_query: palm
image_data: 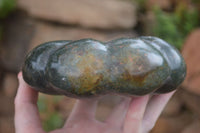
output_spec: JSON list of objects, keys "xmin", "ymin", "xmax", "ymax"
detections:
[
  {"xmin": 51, "ymin": 119, "xmax": 122, "ymax": 133},
  {"xmin": 15, "ymin": 72, "xmax": 174, "ymax": 133},
  {"xmin": 51, "ymin": 99, "xmax": 128, "ymax": 133}
]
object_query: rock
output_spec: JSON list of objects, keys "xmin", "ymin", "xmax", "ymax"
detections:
[
  {"xmin": 180, "ymin": 89, "xmax": 200, "ymax": 117},
  {"xmin": 162, "ymin": 90, "xmax": 183, "ymax": 116},
  {"xmin": 0, "ymin": 93, "xmax": 14, "ymax": 116},
  {"xmin": 2, "ymin": 73, "xmax": 18, "ymax": 97},
  {"xmin": 28, "ymin": 21, "xmax": 137, "ymax": 50},
  {"xmin": 0, "ymin": 11, "xmax": 136, "ymax": 72},
  {"xmin": 182, "ymin": 29, "xmax": 200, "ymax": 95},
  {"xmin": 146, "ymin": 0, "xmax": 172, "ymax": 10},
  {"xmin": 182, "ymin": 120, "xmax": 200, "ymax": 133},
  {"xmin": 17, "ymin": 0, "xmax": 137, "ymax": 29},
  {"xmin": 0, "ymin": 117, "xmax": 14, "ymax": 133},
  {"xmin": 170, "ymin": 0, "xmax": 193, "ymax": 8},
  {"xmin": 151, "ymin": 112, "xmax": 194, "ymax": 133},
  {"xmin": 0, "ymin": 68, "xmax": 4, "ymax": 89},
  {"xmin": 142, "ymin": 11, "xmax": 156, "ymax": 35},
  {"xmin": 0, "ymin": 11, "xmax": 35, "ymax": 72}
]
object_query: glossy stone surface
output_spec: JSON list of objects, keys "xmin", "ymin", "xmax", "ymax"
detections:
[{"xmin": 22, "ymin": 37, "xmax": 186, "ymax": 98}]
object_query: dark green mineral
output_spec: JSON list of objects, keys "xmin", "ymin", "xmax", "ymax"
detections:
[{"xmin": 22, "ymin": 37, "xmax": 186, "ymax": 98}]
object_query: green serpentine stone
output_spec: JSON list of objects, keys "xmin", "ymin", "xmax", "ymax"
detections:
[{"xmin": 22, "ymin": 37, "xmax": 186, "ymax": 98}]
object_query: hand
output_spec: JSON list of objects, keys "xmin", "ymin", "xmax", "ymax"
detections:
[{"xmin": 15, "ymin": 72, "xmax": 174, "ymax": 133}]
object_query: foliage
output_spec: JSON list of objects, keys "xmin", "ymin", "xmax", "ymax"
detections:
[
  {"xmin": 0, "ymin": 25, "xmax": 2, "ymax": 40},
  {"xmin": 0, "ymin": 0, "xmax": 16, "ymax": 18},
  {"xmin": 0, "ymin": 0, "xmax": 16, "ymax": 41},
  {"xmin": 175, "ymin": 4, "xmax": 199, "ymax": 37},
  {"xmin": 152, "ymin": 5, "xmax": 199, "ymax": 49},
  {"xmin": 134, "ymin": 0, "xmax": 147, "ymax": 12},
  {"xmin": 191, "ymin": 0, "xmax": 200, "ymax": 4},
  {"xmin": 38, "ymin": 95, "xmax": 64, "ymax": 132},
  {"xmin": 43, "ymin": 113, "xmax": 64, "ymax": 131}
]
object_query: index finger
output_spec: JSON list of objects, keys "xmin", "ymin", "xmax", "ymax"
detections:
[
  {"xmin": 142, "ymin": 91, "xmax": 175, "ymax": 133},
  {"xmin": 14, "ymin": 72, "xmax": 45, "ymax": 133},
  {"xmin": 123, "ymin": 95, "xmax": 149, "ymax": 133}
]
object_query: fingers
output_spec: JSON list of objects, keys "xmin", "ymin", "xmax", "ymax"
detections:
[
  {"xmin": 105, "ymin": 97, "xmax": 131, "ymax": 127},
  {"xmin": 123, "ymin": 95, "xmax": 149, "ymax": 133},
  {"xmin": 65, "ymin": 98, "xmax": 98, "ymax": 126},
  {"xmin": 142, "ymin": 91, "xmax": 175, "ymax": 132},
  {"xmin": 14, "ymin": 72, "xmax": 45, "ymax": 133}
]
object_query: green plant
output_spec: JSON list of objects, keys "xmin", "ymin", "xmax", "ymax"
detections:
[
  {"xmin": 152, "ymin": 7, "xmax": 183, "ymax": 49},
  {"xmin": 38, "ymin": 95, "xmax": 64, "ymax": 131},
  {"xmin": 43, "ymin": 113, "xmax": 64, "ymax": 132},
  {"xmin": 152, "ymin": 5, "xmax": 199, "ymax": 50},
  {"xmin": 134, "ymin": 0, "xmax": 147, "ymax": 13},
  {"xmin": 175, "ymin": 3, "xmax": 199, "ymax": 37},
  {"xmin": 191, "ymin": 0, "xmax": 200, "ymax": 4},
  {"xmin": 0, "ymin": 0, "xmax": 16, "ymax": 18},
  {"xmin": 0, "ymin": 25, "xmax": 2, "ymax": 40}
]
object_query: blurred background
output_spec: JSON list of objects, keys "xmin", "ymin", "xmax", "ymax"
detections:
[{"xmin": 0, "ymin": 0, "xmax": 200, "ymax": 132}]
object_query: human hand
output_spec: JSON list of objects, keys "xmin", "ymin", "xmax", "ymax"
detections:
[{"xmin": 15, "ymin": 72, "xmax": 174, "ymax": 133}]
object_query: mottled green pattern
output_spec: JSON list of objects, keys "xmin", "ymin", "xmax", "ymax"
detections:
[
  {"xmin": 22, "ymin": 37, "xmax": 186, "ymax": 98},
  {"xmin": 22, "ymin": 40, "xmax": 71, "ymax": 94}
]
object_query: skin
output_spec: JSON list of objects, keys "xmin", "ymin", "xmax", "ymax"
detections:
[{"xmin": 15, "ymin": 72, "xmax": 174, "ymax": 133}]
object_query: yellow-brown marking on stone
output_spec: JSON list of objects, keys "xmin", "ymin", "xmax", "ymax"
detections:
[
  {"xmin": 123, "ymin": 69, "xmax": 150, "ymax": 87},
  {"xmin": 75, "ymin": 54, "xmax": 104, "ymax": 94}
]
